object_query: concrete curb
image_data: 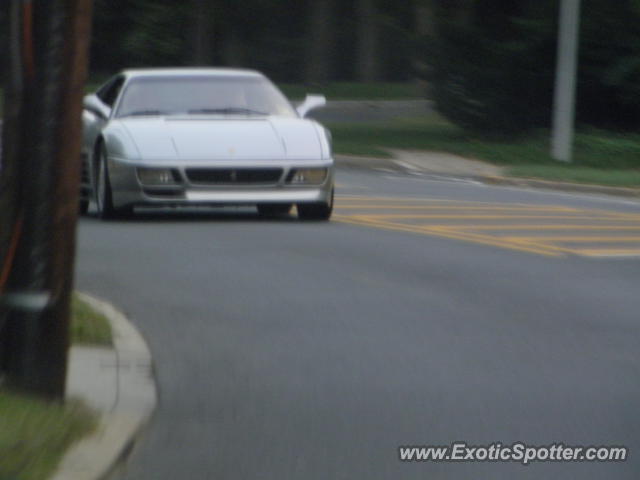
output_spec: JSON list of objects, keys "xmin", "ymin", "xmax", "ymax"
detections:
[
  {"xmin": 335, "ymin": 154, "xmax": 640, "ymax": 199},
  {"xmin": 335, "ymin": 154, "xmax": 402, "ymax": 171},
  {"xmin": 50, "ymin": 293, "xmax": 157, "ymax": 480},
  {"xmin": 482, "ymin": 175, "xmax": 640, "ymax": 199}
]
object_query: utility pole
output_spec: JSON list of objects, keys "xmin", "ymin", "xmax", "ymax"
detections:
[
  {"xmin": 551, "ymin": 0, "xmax": 581, "ymax": 162},
  {"xmin": 0, "ymin": 0, "xmax": 93, "ymax": 398}
]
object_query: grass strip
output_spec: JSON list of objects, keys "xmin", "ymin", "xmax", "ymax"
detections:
[
  {"xmin": 505, "ymin": 165, "xmax": 640, "ymax": 187},
  {"xmin": 71, "ymin": 293, "xmax": 112, "ymax": 346},
  {"xmin": 0, "ymin": 393, "xmax": 96, "ymax": 480},
  {"xmin": 328, "ymin": 115, "xmax": 640, "ymax": 187},
  {"xmin": 0, "ymin": 295, "xmax": 111, "ymax": 480}
]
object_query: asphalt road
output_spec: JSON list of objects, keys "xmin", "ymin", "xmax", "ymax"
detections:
[{"xmin": 76, "ymin": 167, "xmax": 640, "ymax": 479}]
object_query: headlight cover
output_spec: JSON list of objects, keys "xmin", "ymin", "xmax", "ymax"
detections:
[
  {"xmin": 137, "ymin": 168, "xmax": 180, "ymax": 186},
  {"xmin": 286, "ymin": 168, "xmax": 328, "ymax": 185}
]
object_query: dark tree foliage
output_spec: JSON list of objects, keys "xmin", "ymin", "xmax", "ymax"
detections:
[
  {"xmin": 426, "ymin": 0, "xmax": 640, "ymax": 134},
  {"xmin": 90, "ymin": 0, "xmax": 191, "ymax": 73},
  {"xmin": 578, "ymin": 0, "xmax": 640, "ymax": 128},
  {"xmin": 87, "ymin": 0, "xmax": 417, "ymax": 83},
  {"xmin": 426, "ymin": 0, "xmax": 556, "ymax": 135}
]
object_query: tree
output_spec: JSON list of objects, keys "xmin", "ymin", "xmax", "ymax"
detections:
[
  {"xmin": 305, "ymin": 0, "xmax": 333, "ymax": 84},
  {"xmin": 1, "ymin": 0, "xmax": 92, "ymax": 398},
  {"xmin": 356, "ymin": 0, "xmax": 379, "ymax": 82},
  {"xmin": 577, "ymin": 0, "xmax": 640, "ymax": 128},
  {"xmin": 426, "ymin": 0, "xmax": 640, "ymax": 135},
  {"xmin": 191, "ymin": 0, "xmax": 214, "ymax": 65}
]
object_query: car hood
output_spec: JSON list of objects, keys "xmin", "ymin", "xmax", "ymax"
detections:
[{"xmin": 116, "ymin": 116, "xmax": 323, "ymax": 162}]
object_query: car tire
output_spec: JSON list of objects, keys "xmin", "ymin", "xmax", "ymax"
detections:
[
  {"xmin": 95, "ymin": 145, "xmax": 131, "ymax": 220},
  {"xmin": 257, "ymin": 203, "xmax": 292, "ymax": 217},
  {"xmin": 297, "ymin": 189, "xmax": 334, "ymax": 221}
]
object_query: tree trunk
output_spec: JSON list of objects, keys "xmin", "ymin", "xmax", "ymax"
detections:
[
  {"xmin": 222, "ymin": 29, "xmax": 244, "ymax": 67},
  {"xmin": 1, "ymin": 0, "xmax": 92, "ymax": 399},
  {"xmin": 356, "ymin": 0, "xmax": 379, "ymax": 83},
  {"xmin": 0, "ymin": 0, "xmax": 24, "ymax": 371},
  {"xmin": 414, "ymin": 0, "xmax": 435, "ymax": 93},
  {"xmin": 191, "ymin": 0, "xmax": 214, "ymax": 65},
  {"xmin": 305, "ymin": 0, "xmax": 333, "ymax": 85}
]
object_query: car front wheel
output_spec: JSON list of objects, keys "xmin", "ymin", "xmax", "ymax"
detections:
[
  {"xmin": 297, "ymin": 189, "xmax": 333, "ymax": 221},
  {"xmin": 95, "ymin": 146, "xmax": 131, "ymax": 220}
]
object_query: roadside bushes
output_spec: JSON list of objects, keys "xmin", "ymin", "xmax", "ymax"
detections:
[{"xmin": 425, "ymin": 0, "xmax": 640, "ymax": 136}]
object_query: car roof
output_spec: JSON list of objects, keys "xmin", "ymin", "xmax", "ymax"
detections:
[{"xmin": 121, "ymin": 68, "xmax": 264, "ymax": 80}]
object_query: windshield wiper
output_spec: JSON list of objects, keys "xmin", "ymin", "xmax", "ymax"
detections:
[
  {"xmin": 120, "ymin": 109, "xmax": 166, "ymax": 117},
  {"xmin": 187, "ymin": 107, "xmax": 268, "ymax": 116}
]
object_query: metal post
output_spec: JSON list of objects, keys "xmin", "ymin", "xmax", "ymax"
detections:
[{"xmin": 551, "ymin": 0, "xmax": 581, "ymax": 162}]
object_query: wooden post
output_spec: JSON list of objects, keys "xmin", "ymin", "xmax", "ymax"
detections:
[{"xmin": 1, "ymin": 0, "xmax": 93, "ymax": 398}]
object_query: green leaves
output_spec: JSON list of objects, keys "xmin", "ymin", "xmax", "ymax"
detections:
[{"xmin": 428, "ymin": 0, "xmax": 640, "ymax": 135}]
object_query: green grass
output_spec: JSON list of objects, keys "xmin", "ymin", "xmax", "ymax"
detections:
[
  {"xmin": 505, "ymin": 165, "xmax": 640, "ymax": 187},
  {"xmin": 71, "ymin": 294, "xmax": 112, "ymax": 346},
  {"xmin": 0, "ymin": 393, "xmax": 96, "ymax": 480},
  {"xmin": 328, "ymin": 115, "xmax": 640, "ymax": 187},
  {"xmin": 0, "ymin": 296, "xmax": 110, "ymax": 480}
]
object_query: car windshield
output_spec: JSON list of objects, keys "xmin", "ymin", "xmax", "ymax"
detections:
[{"xmin": 115, "ymin": 75, "xmax": 297, "ymax": 118}]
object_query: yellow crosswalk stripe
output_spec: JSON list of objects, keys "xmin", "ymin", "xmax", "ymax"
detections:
[
  {"xmin": 502, "ymin": 236, "xmax": 640, "ymax": 242},
  {"xmin": 333, "ymin": 197, "xmax": 640, "ymax": 258},
  {"xmin": 442, "ymin": 225, "xmax": 640, "ymax": 231},
  {"xmin": 335, "ymin": 205, "xmax": 576, "ymax": 211},
  {"xmin": 574, "ymin": 249, "xmax": 640, "ymax": 257}
]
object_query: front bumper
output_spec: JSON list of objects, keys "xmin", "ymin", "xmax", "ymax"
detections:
[{"xmin": 106, "ymin": 157, "xmax": 335, "ymax": 208}]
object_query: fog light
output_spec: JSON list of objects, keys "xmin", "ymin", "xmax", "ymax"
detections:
[
  {"xmin": 137, "ymin": 168, "xmax": 179, "ymax": 185},
  {"xmin": 288, "ymin": 168, "xmax": 327, "ymax": 185}
]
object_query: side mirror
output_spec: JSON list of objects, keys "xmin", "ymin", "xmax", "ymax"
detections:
[
  {"xmin": 296, "ymin": 94, "xmax": 326, "ymax": 118},
  {"xmin": 83, "ymin": 94, "xmax": 111, "ymax": 120}
]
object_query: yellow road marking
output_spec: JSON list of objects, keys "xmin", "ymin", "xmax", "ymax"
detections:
[
  {"xmin": 335, "ymin": 208, "xmax": 640, "ymax": 221},
  {"xmin": 440, "ymin": 224, "xmax": 640, "ymax": 231},
  {"xmin": 423, "ymin": 225, "xmax": 577, "ymax": 255},
  {"xmin": 337, "ymin": 195, "xmax": 487, "ymax": 202},
  {"xmin": 501, "ymin": 236, "xmax": 640, "ymax": 242},
  {"xmin": 335, "ymin": 205, "xmax": 576, "ymax": 211},
  {"xmin": 574, "ymin": 249, "xmax": 640, "ymax": 257},
  {"xmin": 335, "ymin": 215, "xmax": 562, "ymax": 257},
  {"xmin": 333, "ymin": 196, "xmax": 640, "ymax": 258},
  {"xmin": 337, "ymin": 214, "xmax": 625, "ymax": 220},
  {"xmin": 336, "ymin": 196, "xmax": 544, "ymax": 205}
]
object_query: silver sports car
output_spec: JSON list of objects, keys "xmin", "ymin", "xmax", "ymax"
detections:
[{"xmin": 81, "ymin": 68, "xmax": 334, "ymax": 220}]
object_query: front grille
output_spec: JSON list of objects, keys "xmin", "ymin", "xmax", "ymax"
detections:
[
  {"xmin": 143, "ymin": 188, "xmax": 184, "ymax": 198},
  {"xmin": 186, "ymin": 168, "xmax": 283, "ymax": 185}
]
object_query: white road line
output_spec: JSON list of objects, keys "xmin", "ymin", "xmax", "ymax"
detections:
[{"xmin": 394, "ymin": 159, "xmax": 420, "ymax": 172}]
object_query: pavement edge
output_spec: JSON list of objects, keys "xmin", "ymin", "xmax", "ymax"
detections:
[
  {"xmin": 50, "ymin": 292, "xmax": 157, "ymax": 480},
  {"xmin": 482, "ymin": 175, "xmax": 640, "ymax": 199},
  {"xmin": 335, "ymin": 154, "xmax": 640, "ymax": 199}
]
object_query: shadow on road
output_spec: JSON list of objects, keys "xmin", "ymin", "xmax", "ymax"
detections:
[{"xmin": 80, "ymin": 207, "xmax": 302, "ymax": 224}]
